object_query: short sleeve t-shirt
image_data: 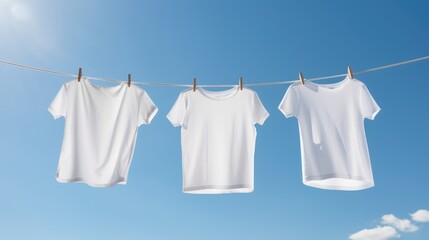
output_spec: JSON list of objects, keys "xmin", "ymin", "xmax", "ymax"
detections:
[
  {"xmin": 279, "ymin": 77, "xmax": 380, "ymax": 190},
  {"xmin": 49, "ymin": 78, "xmax": 158, "ymax": 187},
  {"xmin": 167, "ymin": 87, "xmax": 269, "ymax": 194}
]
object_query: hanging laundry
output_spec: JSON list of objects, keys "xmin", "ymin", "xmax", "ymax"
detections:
[
  {"xmin": 279, "ymin": 76, "xmax": 380, "ymax": 190},
  {"xmin": 48, "ymin": 78, "xmax": 158, "ymax": 187},
  {"xmin": 167, "ymin": 86, "xmax": 269, "ymax": 194}
]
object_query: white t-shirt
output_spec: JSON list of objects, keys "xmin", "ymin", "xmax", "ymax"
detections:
[
  {"xmin": 167, "ymin": 87, "xmax": 269, "ymax": 194},
  {"xmin": 49, "ymin": 78, "xmax": 158, "ymax": 187},
  {"xmin": 279, "ymin": 77, "xmax": 380, "ymax": 190}
]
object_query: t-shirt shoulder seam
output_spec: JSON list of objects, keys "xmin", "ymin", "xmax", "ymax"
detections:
[
  {"xmin": 64, "ymin": 79, "xmax": 78, "ymax": 86},
  {"xmin": 180, "ymin": 88, "xmax": 194, "ymax": 95},
  {"xmin": 288, "ymin": 82, "xmax": 300, "ymax": 91},
  {"xmin": 133, "ymin": 85, "xmax": 146, "ymax": 94},
  {"xmin": 350, "ymin": 78, "xmax": 363, "ymax": 85}
]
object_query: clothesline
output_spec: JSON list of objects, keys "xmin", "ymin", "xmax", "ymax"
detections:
[{"xmin": 1, "ymin": 56, "xmax": 428, "ymax": 88}]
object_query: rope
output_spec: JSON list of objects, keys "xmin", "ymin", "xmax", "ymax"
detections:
[{"xmin": 1, "ymin": 56, "xmax": 428, "ymax": 88}]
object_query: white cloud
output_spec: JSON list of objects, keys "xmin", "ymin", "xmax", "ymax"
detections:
[
  {"xmin": 411, "ymin": 209, "xmax": 429, "ymax": 223},
  {"xmin": 381, "ymin": 214, "xmax": 418, "ymax": 232},
  {"xmin": 349, "ymin": 226, "xmax": 400, "ymax": 240}
]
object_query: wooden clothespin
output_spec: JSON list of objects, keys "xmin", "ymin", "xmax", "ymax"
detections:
[
  {"xmin": 347, "ymin": 66, "xmax": 354, "ymax": 79},
  {"xmin": 239, "ymin": 76, "xmax": 243, "ymax": 90},
  {"xmin": 299, "ymin": 72, "xmax": 305, "ymax": 85},
  {"xmin": 193, "ymin": 78, "xmax": 197, "ymax": 92},
  {"xmin": 128, "ymin": 74, "xmax": 131, "ymax": 87},
  {"xmin": 78, "ymin": 67, "xmax": 82, "ymax": 82}
]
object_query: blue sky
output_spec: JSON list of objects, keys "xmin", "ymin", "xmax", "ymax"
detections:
[{"xmin": 0, "ymin": 1, "xmax": 428, "ymax": 239}]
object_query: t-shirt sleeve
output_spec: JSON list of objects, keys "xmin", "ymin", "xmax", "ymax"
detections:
[
  {"xmin": 278, "ymin": 85, "xmax": 297, "ymax": 118},
  {"xmin": 138, "ymin": 90, "xmax": 158, "ymax": 126},
  {"xmin": 166, "ymin": 92, "xmax": 187, "ymax": 127},
  {"xmin": 252, "ymin": 91, "xmax": 269, "ymax": 125},
  {"xmin": 359, "ymin": 83, "xmax": 381, "ymax": 120},
  {"xmin": 48, "ymin": 85, "xmax": 67, "ymax": 119}
]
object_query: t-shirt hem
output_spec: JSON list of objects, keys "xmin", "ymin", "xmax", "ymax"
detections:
[
  {"xmin": 56, "ymin": 177, "xmax": 126, "ymax": 188},
  {"xmin": 257, "ymin": 112, "xmax": 270, "ymax": 125},
  {"xmin": 166, "ymin": 114, "xmax": 181, "ymax": 127},
  {"xmin": 368, "ymin": 106, "xmax": 381, "ymax": 120},
  {"xmin": 183, "ymin": 184, "xmax": 254, "ymax": 194},
  {"xmin": 278, "ymin": 106, "xmax": 294, "ymax": 118},
  {"xmin": 48, "ymin": 106, "xmax": 63, "ymax": 119},
  {"xmin": 147, "ymin": 107, "xmax": 158, "ymax": 124},
  {"xmin": 304, "ymin": 175, "xmax": 374, "ymax": 191},
  {"xmin": 139, "ymin": 107, "xmax": 158, "ymax": 126}
]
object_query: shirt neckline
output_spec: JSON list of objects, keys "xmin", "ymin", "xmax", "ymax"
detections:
[
  {"xmin": 197, "ymin": 86, "xmax": 239, "ymax": 101},
  {"xmin": 305, "ymin": 76, "xmax": 351, "ymax": 92},
  {"xmin": 83, "ymin": 77, "xmax": 127, "ymax": 91}
]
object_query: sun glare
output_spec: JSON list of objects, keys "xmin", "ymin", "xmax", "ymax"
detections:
[
  {"xmin": 0, "ymin": 1, "xmax": 32, "ymax": 21},
  {"xmin": 10, "ymin": 3, "xmax": 32, "ymax": 21}
]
